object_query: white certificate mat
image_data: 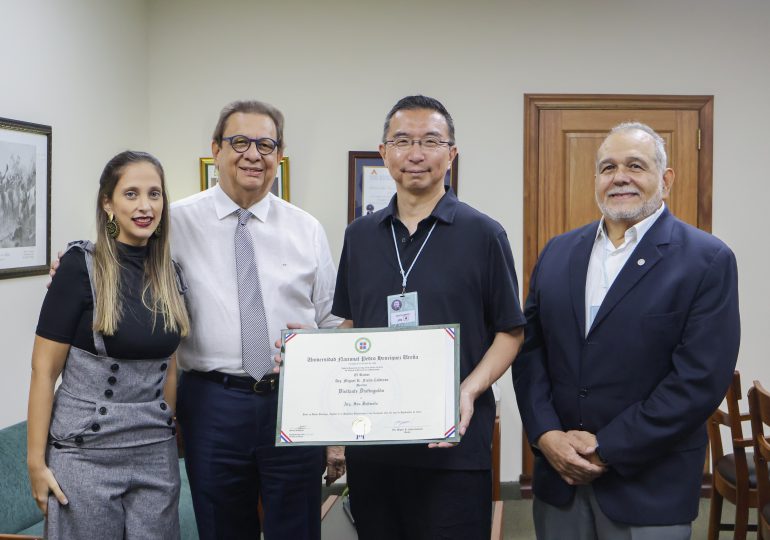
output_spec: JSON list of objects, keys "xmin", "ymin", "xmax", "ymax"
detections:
[
  {"xmin": 276, "ymin": 325, "xmax": 460, "ymax": 446},
  {"xmin": 361, "ymin": 165, "xmax": 396, "ymax": 215}
]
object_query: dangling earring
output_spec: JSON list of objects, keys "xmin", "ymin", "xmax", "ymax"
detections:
[
  {"xmin": 106, "ymin": 212, "xmax": 120, "ymax": 239},
  {"xmin": 154, "ymin": 220, "xmax": 162, "ymax": 238}
]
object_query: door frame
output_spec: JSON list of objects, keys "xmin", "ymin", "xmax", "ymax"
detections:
[{"xmin": 520, "ymin": 93, "xmax": 715, "ymax": 495}]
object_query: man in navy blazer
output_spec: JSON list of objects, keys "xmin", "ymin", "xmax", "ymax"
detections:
[{"xmin": 513, "ymin": 122, "xmax": 740, "ymax": 539}]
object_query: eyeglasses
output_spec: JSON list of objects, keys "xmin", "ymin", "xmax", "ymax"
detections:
[
  {"xmin": 222, "ymin": 135, "xmax": 279, "ymax": 155},
  {"xmin": 384, "ymin": 137, "xmax": 453, "ymax": 151}
]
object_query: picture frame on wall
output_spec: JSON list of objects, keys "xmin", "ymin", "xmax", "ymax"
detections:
[
  {"xmin": 199, "ymin": 157, "xmax": 217, "ymax": 190},
  {"xmin": 0, "ymin": 117, "xmax": 51, "ymax": 280},
  {"xmin": 200, "ymin": 156, "xmax": 291, "ymax": 202},
  {"xmin": 347, "ymin": 151, "xmax": 458, "ymax": 223},
  {"xmin": 273, "ymin": 156, "xmax": 290, "ymax": 201}
]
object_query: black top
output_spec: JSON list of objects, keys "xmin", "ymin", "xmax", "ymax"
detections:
[
  {"xmin": 36, "ymin": 242, "xmax": 180, "ymax": 359},
  {"xmin": 333, "ymin": 188, "xmax": 526, "ymax": 470}
]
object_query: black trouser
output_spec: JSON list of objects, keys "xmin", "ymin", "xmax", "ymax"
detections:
[
  {"xmin": 346, "ymin": 456, "xmax": 492, "ymax": 540},
  {"xmin": 177, "ymin": 371, "xmax": 324, "ymax": 540}
]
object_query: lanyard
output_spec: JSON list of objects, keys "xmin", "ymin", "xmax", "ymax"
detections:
[{"xmin": 390, "ymin": 219, "xmax": 438, "ymax": 294}]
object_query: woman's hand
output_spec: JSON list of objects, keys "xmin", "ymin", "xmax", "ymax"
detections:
[
  {"xmin": 28, "ymin": 462, "xmax": 68, "ymax": 515},
  {"xmin": 27, "ymin": 336, "xmax": 71, "ymax": 515}
]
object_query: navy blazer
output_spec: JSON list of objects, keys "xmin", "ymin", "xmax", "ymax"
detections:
[{"xmin": 512, "ymin": 208, "xmax": 740, "ymax": 526}]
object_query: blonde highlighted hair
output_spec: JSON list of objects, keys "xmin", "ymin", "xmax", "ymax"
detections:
[{"xmin": 93, "ymin": 151, "xmax": 190, "ymax": 337}]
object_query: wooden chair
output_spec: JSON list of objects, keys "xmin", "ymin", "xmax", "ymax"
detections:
[
  {"xmin": 748, "ymin": 381, "xmax": 770, "ymax": 540},
  {"xmin": 707, "ymin": 370, "xmax": 758, "ymax": 539}
]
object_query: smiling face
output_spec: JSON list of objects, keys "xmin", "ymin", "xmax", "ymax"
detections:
[
  {"xmin": 213, "ymin": 112, "xmax": 283, "ymax": 208},
  {"xmin": 102, "ymin": 161, "xmax": 163, "ymax": 247},
  {"xmin": 595, "ymin": 129, "xmax": 674, "ymax": 229},
  {"xmin": 379, "ymin": 108, "xmax": 457, "ymax": 199}
]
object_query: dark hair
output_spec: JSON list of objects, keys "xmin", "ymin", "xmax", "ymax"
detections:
[
  {"xmin": 382, "ymin": 95, "xmax": 455, "ymax": 144},
  {"xmin": 97, "ymin": 150, "xmax": 166, "ymax": 221},
  {"xmin": 94, "ymin": 150, "xmax": 189, "ymax": 337},
  {"xmin": 211, "ymin": 100, "xmax": 285, "ymax": 150}
]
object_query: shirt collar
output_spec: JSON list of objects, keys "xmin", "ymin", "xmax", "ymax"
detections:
[
  {"xmin": 213, "ymin": 183, "xmax": 272, "ymax": 222},
  {"xmin": 379, "ymin": 186, "xmax": 459, "ymax": 225},
  {"xmin": 595, "ymin": 202, "xmax": 666, "ymax": 245}
]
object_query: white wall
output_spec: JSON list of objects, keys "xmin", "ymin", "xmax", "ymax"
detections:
[
  {"xmin": 2, "ymin": 0, "xmax": 769, "ymax": 484},
  {"xmin": 147, "ymin": 0, "xmax": 770, "ymax": 482},
  {"xmin": 0, "ymin": 0, "xmax": 149, "ymax": 426}
]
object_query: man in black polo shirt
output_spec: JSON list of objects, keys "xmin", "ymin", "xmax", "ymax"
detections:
[{"xmin": 332, "ymin": 95, "xmax": 526, "ymax": 539}]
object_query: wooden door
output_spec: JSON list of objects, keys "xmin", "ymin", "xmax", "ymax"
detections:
[{"xmin": 520, "ymin": 94, "xmax": 714, "ymax": 496}]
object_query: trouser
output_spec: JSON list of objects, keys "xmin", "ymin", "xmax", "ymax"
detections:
[
  {"xmin": 533, "ymin": 485, "xmax": 692, "ymax": 540},
  {"xmin": 177, "ymin": 370, "xmax": 325, "ymax": 540},
  {"xmin": 346, "ymin": 456, "xmax": 492, "ymax": 540},
  {"xmin": 45, "ymin": 438, "xmax": 180, "ymax": 540}
]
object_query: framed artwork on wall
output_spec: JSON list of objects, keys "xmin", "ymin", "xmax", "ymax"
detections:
[
  {"xmin": 347, "ymin": 151, "xmax": 458, "ymax": 223},
  {"xmin": 273, "ymin": 156, "xmax": 290, "ymax": 201},
  {"xmin": 199, "ymin": 157, "xmax": 217, "ymax": 190},
  {"xmin": 200, "ymin": 156, "xmax": 290, "ymax": 202},
  {"xmin": 0, "ymin": 117, "xmax": 51, "ymax": 279}
]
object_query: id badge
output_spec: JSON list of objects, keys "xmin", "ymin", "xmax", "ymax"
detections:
[{"xmin": 387, "ymin": 292, "xmax": 419, "ymax": 328}]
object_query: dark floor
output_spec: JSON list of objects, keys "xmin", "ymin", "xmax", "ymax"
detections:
[
  {"xmin": 323, "ymin": 483, "xmax": 741, "ymax": 539},
  {"xmin": 501, "ymin": 497, "xmax": 734, "ymax": 539}
]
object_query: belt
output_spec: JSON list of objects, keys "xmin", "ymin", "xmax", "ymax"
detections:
[{"xmin": 189, "ymin": 370, "xmax": 278, "ymax": 394}]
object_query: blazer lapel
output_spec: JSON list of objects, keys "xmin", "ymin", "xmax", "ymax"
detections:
[
  {"xmin": 587, "ymin": 209, "xmax": 674, "ymax": 336},
  {"xmin": 569, "ymin": 224, "xmax": 597, "ymax": 338}
]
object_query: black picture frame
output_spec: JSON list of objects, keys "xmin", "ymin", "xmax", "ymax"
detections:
[{"xmin": 0, "ymin": 117, "xmax": 51, "ymax": 279}]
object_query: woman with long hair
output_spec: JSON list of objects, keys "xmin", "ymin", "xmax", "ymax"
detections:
[{"xmin": 27, "ymin": 150, "xmax": 190, "ymax": 539}]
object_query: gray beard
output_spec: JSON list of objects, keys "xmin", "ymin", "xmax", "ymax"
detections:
[{"xmin": 597, "ymin": 183, "xmax": 663, "ymax": 222}]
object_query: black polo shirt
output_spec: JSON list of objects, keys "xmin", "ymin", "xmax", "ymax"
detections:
[{"xmin": 333, "ymin": 188, "xmax": 525, "ymax": 470}]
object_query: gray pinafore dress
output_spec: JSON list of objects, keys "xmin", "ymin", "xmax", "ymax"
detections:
[{"xmin": 44, "ymin": 241, "xmax": 181, "ymax": 540}]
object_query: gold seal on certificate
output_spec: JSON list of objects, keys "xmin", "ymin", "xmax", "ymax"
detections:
[{"xmin": 276, "ymin": 325, "xmax": 460, "ymax": 446}]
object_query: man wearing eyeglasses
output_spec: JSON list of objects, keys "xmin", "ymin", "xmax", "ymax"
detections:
[
  {"xmin": 332, "ymin": 95, "xmax": 526, "ymax": 539},
  {"xmin": 170, "ymin": 100, "xmax": 342, "ymax": 539}
]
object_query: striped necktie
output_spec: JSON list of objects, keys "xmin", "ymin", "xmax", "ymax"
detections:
[{"xmin": 234, "ymin": 208, "xmax": 271, "ymax": 379}]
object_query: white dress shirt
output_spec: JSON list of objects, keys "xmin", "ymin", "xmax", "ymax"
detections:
[
  {"xmin": 171, "ymin": 184, "xmax": 341, "ymax": 374},
  {"xmin": 584, "ymin": 203, "xmax": 666, "ymax": 336}
]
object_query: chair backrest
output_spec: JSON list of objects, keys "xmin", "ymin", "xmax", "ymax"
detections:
[
  {"xmin": 708, "ymin": 371, "xmax": 753, "ymax": 484},
  {"xmin": 0, "ymin": 421, "xmax": 44, "ymax": 533},
  {"xmin": 748, "ymin": 381, "xmax": 770, "ymax": 515}
]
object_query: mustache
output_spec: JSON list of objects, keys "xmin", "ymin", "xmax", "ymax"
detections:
[{"xmin": 606, "ymin": 188, "xmax": 640, "ymax": 196}]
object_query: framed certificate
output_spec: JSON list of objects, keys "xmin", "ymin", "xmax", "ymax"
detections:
[
  {"xmin": 347, "ymin": 151, "xmax": 458, "ymax": 223},
  {"xmin": 199, "ymin": 157, "xmax": 217, "ymax": 191},
  {"xmin": 276, "ymin": 325, "xmax": 460, "ymax": 446},
  {"xmin": 199, "ymin": 156, "xmax": 290, "ymax": 201}
]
